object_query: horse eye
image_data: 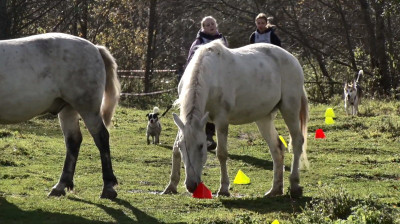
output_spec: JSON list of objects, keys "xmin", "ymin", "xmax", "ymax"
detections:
[{"xmin": 199, "ymin": 144, "xmax": 203, "ymax": 150}]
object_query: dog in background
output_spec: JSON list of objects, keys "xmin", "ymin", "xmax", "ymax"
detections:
[
  {"xmin": 344, "ymin": 70, "xmax": 363, "ymax": 116},
  {"xmin": 146, "ymin": 107, "xmax": 162, "ymax": 144}
]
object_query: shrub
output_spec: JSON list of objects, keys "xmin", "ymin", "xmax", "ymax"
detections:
[{"xmin": 291, "ymin": 186, "xmax": 399, "ymax": 224}]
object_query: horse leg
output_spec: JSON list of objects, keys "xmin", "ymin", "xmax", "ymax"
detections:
[
  {"xmin": 162, "ymin": 133, "xmax": 181, "ymax": 194},
  {"xmin": 355, "ymin": 99, "xmax": 359, "ymax": 116},
  {"xmin": 256, "ymin": 114, "xmax": 285, "ymax": 197},
  {"xmin": 354, "ymin": 103, "xmax": 358, "ymax": 116},
  {"xmin": 280, "ymin": 104, "xmax": 304, "ymax": 198},
  {"xmin": 81, "ymin": 113, "xmax": 118, "ymax": 199},
  {"xmin": 49, "ymin": 106, "xmax": 82, "ymax": 197},
  {"xmin": 345, "ymin": 102, "xmax": 350, "ymax": 115},
  {"xmin": 216, "ymin": 123, "xmax": 230, "ymax": 197}
]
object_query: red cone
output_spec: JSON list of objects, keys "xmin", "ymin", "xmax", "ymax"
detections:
[
  {"xmin": 192, "ymin": 182, "xmax": 212, "ymax": 199},
  {"xmin": 315, "ymin": 129, "xmax": 326, "ymax": 139}
]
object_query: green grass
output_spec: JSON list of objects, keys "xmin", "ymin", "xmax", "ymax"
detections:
[{"xmin": 1, "ymin": 99, "xmax": 400, "ymax": 223}]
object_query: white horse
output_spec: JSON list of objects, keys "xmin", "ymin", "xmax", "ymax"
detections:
[
  {"xmin": 0, "ymin": 33, "xmax": 120, "ymax": 199},
  {"xmin": 163, "ymin": 41, "xmax": 309, "ymax": 198}
]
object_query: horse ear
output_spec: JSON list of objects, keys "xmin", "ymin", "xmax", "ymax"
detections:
[
  {"xmin": 173, "ymin": 113, "xmax": 185, "ymax": 130},
  {"xmin": 200, "ymin": 112, "xmax": 209, "ymax": 127}
]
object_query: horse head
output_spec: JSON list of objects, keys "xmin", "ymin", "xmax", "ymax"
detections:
[
  {"xmin": 173, "ymin": 112, "xmax": 209, "ymax": 193},
  {"xmin": 344, "ymin": 82, "xmax": 357, "ymax": 104}
]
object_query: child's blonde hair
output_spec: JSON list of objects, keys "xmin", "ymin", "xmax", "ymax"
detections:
[{"xmin": 201, "ymin": 16, "xmax": 218, "ymax": 29}]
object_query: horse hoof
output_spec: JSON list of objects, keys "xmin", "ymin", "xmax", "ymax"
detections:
[
  {"xmin": 217, "ymin": 191, "xmax": 230, "ymax": 197},
  {"xmin": 162, "ymin": 186, "xmax": 178, "ymax": 194},
  {"xmin": 48, "ymin": 188, "xmax": 66, "ymax": 197},
  {"xmin": 100, "ymin": 189, "xmax": 117, "ymax": 199},
  {"xmin": 264, "ymin": 189, "xmax": 283, "ymax": 197},
  {"xmin": 290, "ymin": 186, "xmax": 303, "ymax": 198}
]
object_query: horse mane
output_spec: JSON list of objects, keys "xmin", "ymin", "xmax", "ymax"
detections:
[{"xmin": 176, "ymin": 40, "xmax": 227, "ymax": 123}]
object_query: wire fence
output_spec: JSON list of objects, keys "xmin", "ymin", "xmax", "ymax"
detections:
[
  {"xmin": 118, "ymin": 69, "xmax": 344, "ymax": 105},
  {"xmin": 118, "ymin": 69, "xmax": 178, "ymax": 96},
  {"xmin": 117, "ymin": 69, "xmax": 179, "ymax": 108}
]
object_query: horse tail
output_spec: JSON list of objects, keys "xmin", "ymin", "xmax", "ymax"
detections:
[
  {"xmin": 356, "ymin": 70, "xmax": 363, "ymax": 83},
  {"xmin": 97, "ymin": 46, "xmax": 121, "ymax": 127},
  {"xmin": 300, "ymin": 87, "xmax": 310, "ymax": 169}
]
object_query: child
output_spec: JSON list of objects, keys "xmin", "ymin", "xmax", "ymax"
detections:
[
  {"xmin": 186, "ymin": 16, "xmax": 228, "ymax": 63},
  {"xmin": 185, "ymin": 16, "xmax": 228, "ymax": 150},
  {"xmin": 249, "ymin": 13, "xmax": 281, "ymax": 46}
]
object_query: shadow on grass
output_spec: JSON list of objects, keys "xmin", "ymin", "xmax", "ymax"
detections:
[
  {"xmin": 1, "ymin": 119, "xmax": 62, "ymax": 138},
  {"xmin": 0, "ymin": 197, "xmax": 105, "ymax": 224},
  {"xmin": 68, "ymin": 197, "xmax": 163, "ymax": 224},
  {"xmin": 228, "ymin": 154, "xmax": 290, "ymax": 171},
  {"xmin": 0, "ymin": 196, "xmax": 165, "ymax": 224},
  {"xmin": 158, "ymin": 144, "xmax": 173, "ymax": 150},
  {"xmin": 220, "ymin": 195, "xmax": 312, "ymax": 214}
]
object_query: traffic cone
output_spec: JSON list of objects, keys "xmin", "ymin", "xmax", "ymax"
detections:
[
  {"xmin": 279, "ymin": 135, "xmax": 288, "ymax": 148},
  {"xmin": 192, "ymin": 182, "xmax": 212, "ymax": 199},
  {"xmin": 325, "ymin": 117, "xmax": 335, "ymax": 124},
  {"xmin": 325, "ymin": 108, "xmax": 336, "ymax": 118},
  {"xmin": 315, "ymin": 129, "xmax": 326, "ymax": 139},
  {"xmin": 233, "ymin": 169, "xmax": 251, "ymax": 184}
]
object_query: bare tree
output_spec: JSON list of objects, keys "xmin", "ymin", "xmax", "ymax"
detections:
[
  {"xmin": 0, "ymin": 0, "xmax": 10, "ymax": 39},
  {"xmin": 144, "ymin": 0, "xmax": 157, "ymax": 93}
]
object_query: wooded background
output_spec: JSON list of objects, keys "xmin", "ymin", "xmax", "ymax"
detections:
[{"xmin": 1, "ymin": 0, "xmax": 399, "ymax": 103}]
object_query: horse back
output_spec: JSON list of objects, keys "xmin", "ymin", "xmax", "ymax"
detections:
[
  {"xmin": 0, "ymin": 33, "xmax": 106, "ymax": 124},
  {"xmin": 201, "ymin": 43, "xmax": 304, "ymax": 124}
]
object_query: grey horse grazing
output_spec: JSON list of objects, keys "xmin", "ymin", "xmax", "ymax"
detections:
[
  {"xmin": 0, "ymin": 33, "xmax": 120, "ymax": 199},
  {"xmin": 163, "ymin": 40, "xmax": 309, "ymax": 198}
]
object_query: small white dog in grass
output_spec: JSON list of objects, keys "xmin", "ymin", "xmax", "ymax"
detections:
[
  {"xmin": 344, "ymin": 70, "xmax": 363, "ymax": 116},
  {"xmin": 146, "ymin": 107, "xmax": 162, "ymax": 144}
]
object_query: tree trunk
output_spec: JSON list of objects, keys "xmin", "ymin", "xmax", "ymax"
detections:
[
  {"xmin": 0, "ymin": 0, "xmax": 9, "ymax": 40},
  {"xmin": 373, "ymin": 0, "xmax": 390, "ymax": 95},
  {"xmin": 358, "ymin": 0, "xmax": 378, "ymax": 69},
  {"xmin": 144, "ymin": 0, "xmax": 157, "ymax": 93},
  {"xmin": 315, "ymin": 53, "xmax": 335, "ymax": 97},
  {"xmin": 386, "ymin": 10, "xmax": 398, "ymax": 91},
  {"xmin": 80, "ymin": 0, "xmax": 88, "ymax": 39},
  {"xmin": 335, "ymin": 0, "xmax": 357, "ymax": 72}
]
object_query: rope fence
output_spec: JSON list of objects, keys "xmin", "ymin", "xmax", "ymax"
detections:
[
  {"xmin": 118, "ymin": 69, "xmax": 178, "ymax": 97},
  {"xmin": 120, "ymin": 88, "xmax": 176, "ymax": 97},
  {"xmin": 118, "ymin": 69, "xmax": 343, "ymax": 98}
]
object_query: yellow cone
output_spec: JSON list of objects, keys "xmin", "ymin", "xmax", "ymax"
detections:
[
  {"xmin": 279, "ymin": 135, "xmax": 287, "ymax": 148},
  {"xmin": 325, "ymin": 108, "xmax": 336, "ymax": 118},
  {"xmin": 272, "ymin": 220, "xmax": 280, "ymax": 224},
  {"xmin": 325, "ymin": 117, "xmax": 335, "ymax": 124},
  {"xmin": 233, "ymin": 169, "xmax": 250, "ymax": 184}
]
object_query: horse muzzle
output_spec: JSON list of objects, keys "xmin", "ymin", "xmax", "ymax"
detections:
[{"xmin": 185, "ymin": 178, "xmax": 201, "ymax": 193}]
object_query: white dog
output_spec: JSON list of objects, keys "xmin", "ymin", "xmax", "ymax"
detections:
[
  {"xmin": 344, "ymin": 70, "xmax": 363, "ymax": 116},
  {"xmin": 146, "ymin": 107, "xmax": 162, "ymax": 144}
]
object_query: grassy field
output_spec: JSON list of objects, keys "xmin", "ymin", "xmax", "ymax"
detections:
[{"xmin": 1, "ymin": 99, "xmax": 400, "ymax": 223}]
